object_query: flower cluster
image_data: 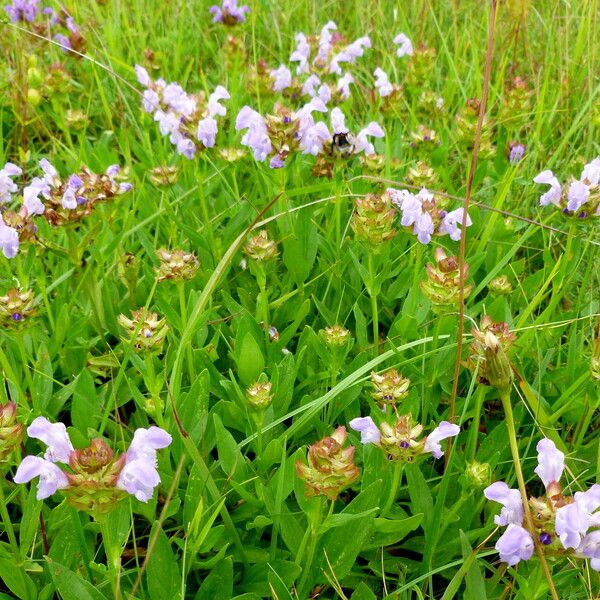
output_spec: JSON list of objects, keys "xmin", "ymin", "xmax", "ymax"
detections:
[
  {"xmin": 118, "ymin": 308, "xmax": 169, "ymax": 352},
  {"xmin": 484, "ymin": 439, "xmax": 600, "ymax": 571},
  {"xmin": 13, "ymin": 417, "xmax": 171, "ymax": 512},
  {"xmin": 534, "ymin": 157, "xmax": 600, "ymax": 219},
  {"xmin": 387, "ymin": 187, "xmax": 472, "ymax": 244},
  {"xmin": 0, "ymin": 402, "xmax": 23, "ymax": 462},
  {"xmin": 266, "ymin": 22, "xmax": 369, "ymax": 105},
  {"xmin": 0, "ymin": 287, "xmax": 35, "ymax": 326},
  {"xmin": 135, "ymin": 65, "xmax": 230, "ymax": 159},
  {"xmin": 0, "ymin": 160, "xmax": 132, "ymax": 258},
  {"xmin": 295, "ymin": 426, "xmax": 360, "ymax": 500},
  {"xmin": 350, "ymin": 414, "xmax": 459, "ymax": 462},
  {"xmin": 351, "ymin": 191, "xmax": 397, "ymax": 245},
  {"xmin": 155, "ymin": 248, "xmax": 200, "ymax": 283},
  {"xmin": 369, "ymin": 369, "xmax": 410, "ymax": 412},
  {"xmin": 4, "ymin": 1, "xmax": 85, "ymax": 53},
  {"xmin": 209, "ymin": 0, "xmax": 249, "ymax": 25}
]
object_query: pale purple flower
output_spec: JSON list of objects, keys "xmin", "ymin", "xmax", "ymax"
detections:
[
  {"xmin": 391, "ymin": 187, "xmax": 436, "ymax": 244},
  {"xmin": 495, "ymin": 524, "xmax": 534, "ymax": 566},
  {"xmin": 330, "ymin": 107, "xmax": 348, "ymax": 134},
  {"xmin": 0, "ymin": 215, "xmax": 19, "ymax": 258},
  {"xmin": 533, "ymin": 170, "xmax": 562, "ymax": 207},
  {"xmin": 155, "ymin": 110, "xmax": 180, "ymax": 137},
  {"xmin": 581, "ymin": 157, "xmax": 600, "ymax": 185},
  {"xmin": 394, "ymin": 33, "xmax": 414, "ymax": 58},
  {"xmin": 509, "ymin": 144, "xmax": 525, "ymax": 164},
  {"xmin": 423, "ymin": 421, "xmax": 459, "ymax": 458},
  {"xmin": 336, "ymin": 73, "xmax": 354, "ymax": 99},
  {"xmin": 116, "ymin": 426, "xmax": 171, "ymax": 502},
  {"xmin": 42, "ymin": 6, "xmax": 58, "ymax": 25},
  {"xmin": 349, "ymin": 416, "xmax": 381, "ymax": 445},
  {"xmin": 317, "ymin": 84, "xmax": 331, "ymax": 104},
  {"xmin": 302, "ymin": 74, "xmax": 321, "ymax": 97},
  {"xmin": 236, "ymin": 106, "xmax": 272, "ymax": 161},
  {"xmin": 197, "ymin": 117, "xmax": 218, "ymax": 148},
  {"xmin": 65, "ymin": 16, "xmax": 78, "ymax": 33},
  {"xmin": 162, "ymin": 83, "xmax": 196, "ymax": 118},
  {"xmin": 578, "ymin": 530, "xmax": 600, "ymax": 571},
  {"xmin": 22, "ymin": 178, "xmax": 48, "ymax": 215},
  {"xmin": 533, "ymin": 438, "xmax": 564, "ymax": 490},
  {"xmin": 290, "ymin": 33, "xmax": 310, "ymax": 74},
  {"xmin": 374, "ymin": 67, "xmax": 393, "ymax": 97},
  {"xmin": 555, "ymin": 501, "xmax": 590, "ymax": 549},
  {"xmin": 354, "ymin": 122, "xmax": 384, "ymax": 155},
  {"xmin": 61, "ymin": 187, "xmax": 77, "ymax": 210},
  {"xmin": 299, "ymin": 122, "xmax": 331, "ymax": 156},
  {"xmin": 329, "ymin": 36, "xmax": 371, "ymax": 74},
  {"xmin": 53, "ymin": 34, "xmax": 72, "ymax": 51},
  {"xmin": 269, "ymin": 155, "xmax": 284, "ymax": 169},
  {"xmin": 438, "ymin": 207, "xmax": 472, "ymax": 241},
  {"xmin": 142, "ymin": 89, "xmax": 160, "ymax": 114},
  {"xmin": 566, "ymin": 179, "xmax": 590, "ymax": 212},
  {"xmin": 484, "ymin": 481, "xmax": 524, "ymax": 526},
  {"xmin": 134, "ymin": 64, "xmax": 151, "ymax": 87},
  {"xmin": 207, "ymin": 85, "xmax": 230, "ymax": 117},
  {"xmin": 39, "ymin": 158, "xmax": 58, "ymax": 183},
  {"xmin": 4, "ymin": 0, "xmax": 40, "ymax": 23},
  {"xmin": 209, "ymin": 0, "xmax": 249, "ymax": 24},
  {"xmin": 175, "ymin": 135, "xmax": 196, "ymax": 159},
  {"xmin": 13, "ymin": 456, "xmax": 69, "ymax": 500},
  {"xmin": 295, "ymin": 97, "xmax": 327, "ymax": 135},
  {"xmin": 316, "ymin": 21, "xmax": 337, "ymax": 63},
  {"xmin": 0, "ymin": 162, "xmax": 22, "ymax": 204},
  {"xmin": 270, "ymin": 65, "xmax": 292, "ymax": 92},
  {"xmin": 27, "ymin": 416, "xmax": 74, "ymax": 463}
]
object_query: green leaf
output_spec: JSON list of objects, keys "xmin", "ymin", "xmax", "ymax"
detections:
[
  {"xmin": 146, "ymin": 523, "xmax": 181, "ymax": 600},
  {"xmin": 350, "ymin": 582, "xmax": 377, "ymax": 600},
  {"xmin": 45, "ymin": 558, "xmax": 107, "ymax": 600},
  {"xmin": 213, "ymin": 413, "xmax": 248, "ymax": 480},
  {"xmin": 194, "ymin": 557, "xmax": 233, "ymax": 600},
  {"xmin": 236, "ymin": 331, "xmax": 264, "ymax": 386},
  {"xmin": 71, "ymin": 369, "xmax": 101, "ymax": 433}
]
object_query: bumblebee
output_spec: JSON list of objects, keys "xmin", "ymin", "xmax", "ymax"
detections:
[{"xmin": 330, "ymin": 131, "xmax": 355, "ymax": 157}]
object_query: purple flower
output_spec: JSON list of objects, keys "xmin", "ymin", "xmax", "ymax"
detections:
[
  {"xmin": 39, "ymin": 158, "xmax": 58, "ymax": 183},
  {"xmin": 0, "ymin": 215, "xmax": 19, "ymax": 259},
  {"xmin": 533, "ymin": 438, "xmax": 564, "ymax": 490},
  {"xmin": 269, "ymin": 155, "xmax": 285, "ymax": 169},
  {"xmin": 316, "ymin": 21, "xmax": 337, "ymax": 63},
  {"xmin": 355, "ymin": 122, "xmax": 385, "ymax": 155},
  {"xmin": 302, "ymin": 74, "xmax": 321, "ymax": 97},
  {"xmin": 374, "ymin": 67, "xmax": 393, "ymax": 97},
  {"xmin": 65, "ymin": 15, "xmax": 78, "ymax": 33},
  {"xmin": 330, "ymin": 107, "xmax": 348, "ymax": 135},
  {"xmin": 299, "ymin": 122, "xmax": 331, "ymax": 156},
  {"xmin": 115, "ymin": 426, "xmax": 171, "ymax": 502},
  {"xmin": 393, "ymin": 33, "xmax": 414, "ymax": 58},
  {"xmin": 290, "ymin": 32, "xmax": 310, "ymax": 74},
  {"xmin": 533, "ymin": 170, "xmax": 562, "ymax": 207},
  {"xmin": 329, "ymin": 36, "xmax": 371, "ymax": 74},
  {"xmin": 13, "ymin": 456, "xmax": 69, "ymax": 499},
  {"xmin": 162, "ymin": 83, "xmax": 196, "ymax": 118},
  {"xmin": 207, "ymin": 85, "xmax": 230, "ymax": 117},
  {"xmin": 27, "ymin": 416, "xmax": 74, "ymax": 463},
  {"xmin": 135, "ymin": 64, "xmax": 151, "ymax": 87},
  {"xmin": 422, "ymin": 421, "xmax": 459, "ymax": 458},
  {"xmin": 235, "ymin": 106, "xmax": 272, "ymax": 161},
  {"xmin": 391, "ymin": 188, "xmax": 436, "ymax": 244},
  {"xmin": 54, "ymin": 34, "xmax": 72, "ymax": 51},
  {"xmin": 0, "ymin": 162, "xmax": 22, "ymax": 204},
  {"xmin": 23, "ymin": 178, "xmax": 48, "ymax": 215},
  {"xmin": 4, "ymin": 0, "xmax": 40, "ymax": 23},
  {"xmin": 142, "ymin": 89, "xmax": 160, "ymax": 114},
  {"xmin": 566, "ymin": 179, "xmax": 589, "ymax": 212},
  {"xmin": 336, "ymin": 73, "xmax": 354, "ymax": 100},
  {"xmin": 578, "ymin": 530, "xmax": 600, "ymax": 571},
  {"xmin": 555, "ymin": 501, "xmax": 590, "ymax": 549},
  {"xmin": 438, "ymin": 207, "xmax": 472, "ymax": 242},
  {"xmin": 509, "ymin": 144, "xmax": 525, "ymax": 164},
  {"xmin": 349, "ymin": 416, "xmax": 381, "ymax": 444},
  {"xmin": 580, "ymin": 157, "xmax": 600, "ymax": 185},
  {"xmin": 270, "ymin": 65, "xmax": 292, "ymax": 92},
  {"xmin": 484, "ymin": 481, "xmax": 524, "ymax": 526},
  {"xmin": 495, "ymin": 524, "xmax": 534, "ymax": 566},
  {"xmin": 209, "ymin": 0, "xmax": 249, "ymax": 24},
  {"xmin": 316, "ymin": 84, "xmax": 331, "ymax": 104},
  {"xmin": 197, "ymin": 117, "xmax": 218, "ymax": 148},
  {"xmin": 42, "ymin": 6, "xmax": 58, "ymax": 25}
]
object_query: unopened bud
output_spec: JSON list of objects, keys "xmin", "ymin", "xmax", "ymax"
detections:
[
  {"xmin": 488, "ymin": 275, "xmax": 513, "ymax": 296},
  {"xmin": 244, "ymin": 230, "xmax": 278, "ymax": 262},
  {"xmin": 0, "ymin": 402, "xmax": 23, "ymax": 461},
  {"xmin": 155, "ymin": 248, "xmax": 200, "ymax": 283},
  {"xmin": 371, "ymin": 369, "xmax": 410, "ymax": 408},
  {"xmin": 465, "ymin": 461, "xmax": 491, "ymax": 488},
  {"xmin": 319, "ymin": 324, "xmax": 352, "ymax": 348},
  {"xmin": 246, "ymin": 381, "xmax": 273, "ymax": 410},
  {"xmin": 351, "ymin": 193, "xmax": 397, "ymax": 245},
  {"xmin": 0, "ymin": 288, "xmax": 36, "ymax": 326},
  {"xmin": 149, "ymin": 165, "xmax": 179, "ymax": 186},
  {"xmin": 118, "ymin": 308, "xmax": 169, "ymax": 352}
]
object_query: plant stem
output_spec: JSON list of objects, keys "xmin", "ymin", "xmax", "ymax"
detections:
[
  {"xmin": 382, "ymin": 461, "xmax": 403, "ymax": 516},
  {"xmin": 0, "ymin": 480, "xmax": 19, "ymax": 556},
  {"xmin": 367, "ymin": 252, "xmax": 379, "ymax": 356},
  {"xmin": 499, "ymin": 388, "xmax": 559, "ymax": 600},
  {"xmin": 100, "ymin": 520, "xmax": 122, "ymax": 600},
  {"xmin": 296, "ymin": 497, "xmax": 325, "ymax": 598},
  {"xmin": 177, "ymin": 281, "xmax": 195, "ymax": 384}
]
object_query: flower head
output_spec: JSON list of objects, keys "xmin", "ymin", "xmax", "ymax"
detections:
[
  {"xmin": 14, "ymin": 456, "xmax": 69, "ymax": 500},
  {"xmin": 484, "ymin": 481, "xmax": 524, "ymax": 526},
  {"xmin": 534, "ymin": 439, "xmax": 565, "ymax": 493},
  {"xmin": 27, "ymin": 416, "xmax": 74, "ymax": 463},
  {"xmin": 393, "ymin": 33, "xmax": 414, "ymax": 58},
  {"xmin": 209, "ymin": 0, "xmax": 249, "ymax": 25},
  {"xmin": 495, "ymin": 524, "xmax": 534, "ymax": 566},
  {"xmin": 423, "ymin": 421, "xmax": 460, "ymax": 459}
]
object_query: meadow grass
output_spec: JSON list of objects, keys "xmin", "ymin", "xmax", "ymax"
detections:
[{"xmin": 0, "ymin": 0, "xmax": 599, "ymax": 598}]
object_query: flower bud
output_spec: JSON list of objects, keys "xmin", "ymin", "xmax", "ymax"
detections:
[
  {"xmin": 0, "ymin": 288, "xmax": 36, "ymax": 327},
  {"xmin": 421, "ymin": 248, "xmax": 472, "ymax": 311},
  {"xmin": 155, "ymin": 248, "xmax": 200, "ymax": 283},
  {"xmin": 219, "ymin": 147, "xmax": 246, "ymax": 162},
  {"xmin": 244, "ymin": 230, "xmax": 278, "ymax": 262},
  {"xmin": 406, "ymin": 160, "xmax": 438, "ymax": 188},
  {"xmin": 351, "ymin": 192, "xmax": 397, "ymax": 245},
  {"xmin": 65, "ymin": 109, "xmax": 89, "ymax": 131},
  {"xmin": 488, "ymin": 275, "xmax": 513, "ymax": 296},
  {"xmin": 319, "ymin": 324, "xmax": 352, "ymax": 348},
  {"xmin": 27, "ymin": 89, "xmax": 42, "ymax": 106},
  {"xmin": 149, "ymin": 165, "xmax": 179, "ymax": 186},
  {"xmin": 295, "ymin": 426, "xmax": 360, "ymax": 500},
  {"xmin": 0, "ymin": 402, "xmax": 23, "ymax": 462},
  {"xmin": 370, "ymin": 369, "xmax": 410, "ymax": 409},
  {"xmin": 118, "ymin": 308, "xmax": 169, "ymax": 352},
  {"xmin": 465, "ymin": 461, "xmax": 492, "ymax": 488},
  {"xmin": 246, "ymin": 381, "xmax": 273, "ymax": 410}
]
